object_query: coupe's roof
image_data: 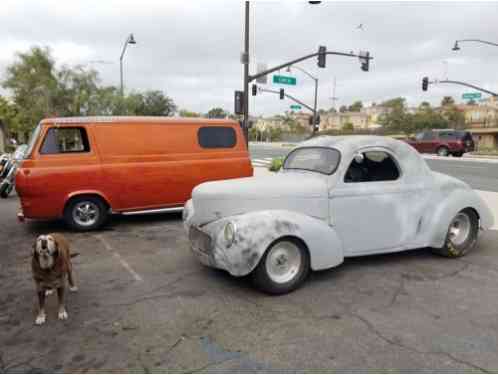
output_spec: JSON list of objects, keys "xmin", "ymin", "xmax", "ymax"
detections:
[
  {"xmin": 40, "ymin": 116, "xmax": 236, "ymax": 125},
  {"xmin": 299, "ymin": 135, "xmax": 405, "ymax": 152}
]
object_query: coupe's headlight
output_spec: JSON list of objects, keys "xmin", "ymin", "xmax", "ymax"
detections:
[{"xmin": 224, "ymin": 222, "xmax": 236, "ymax": 246}]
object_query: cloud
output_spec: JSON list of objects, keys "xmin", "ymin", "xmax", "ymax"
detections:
[{"xmin": 1, "ymin": 1, "xmax": 498, "ymax": 115}]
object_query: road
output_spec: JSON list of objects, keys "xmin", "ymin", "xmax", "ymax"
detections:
[{"xmin": 250, "ymin": 143, "xmax": 498, "ymax": 192}]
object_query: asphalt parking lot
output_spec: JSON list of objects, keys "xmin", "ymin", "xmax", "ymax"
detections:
[{"xmin": 1, "ymin": 193, "xmax": 498, "ymax": 372}]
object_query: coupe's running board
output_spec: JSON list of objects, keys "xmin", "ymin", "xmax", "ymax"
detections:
[{"xmin": 120, "ymin": 206, "xmax": 184, "ymax": 216}]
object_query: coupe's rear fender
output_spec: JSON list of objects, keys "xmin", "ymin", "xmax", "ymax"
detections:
[
  {"xmin": 426, "ymin": 188, "xmax": 494, "ymax": 248},
  {"xmin": 204, "ymin": 210, "xmax": 344, "ymax": 276}
]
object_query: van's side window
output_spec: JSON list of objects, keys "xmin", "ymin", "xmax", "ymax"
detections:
[
  {"xmin": 198, "ymin": 127, "xmax": 236, "ymax": 148},
  {"xmin": 40, "ymin": 127, "xmax": 90, "ymax": 154}
]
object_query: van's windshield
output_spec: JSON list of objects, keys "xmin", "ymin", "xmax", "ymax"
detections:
[{"xmin": 24, "ymin": 123, "xmax": 41, "ymax": 158}]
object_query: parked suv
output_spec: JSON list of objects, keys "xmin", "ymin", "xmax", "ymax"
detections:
[{"xmin": 405, "ymin": 129, "xmax": 475, "ymax": 157}]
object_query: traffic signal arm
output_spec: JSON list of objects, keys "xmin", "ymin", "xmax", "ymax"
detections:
[
  {"xmin": 249, "ymin": 49, "xmax": 373, "ymax": 83},
  {"xmin": 258, "ymin": 87, "xmax": 315, "ymax": 113},
  {"xmin": 422, "ymin": 77, "xmax": 498, "ymax": 97}
]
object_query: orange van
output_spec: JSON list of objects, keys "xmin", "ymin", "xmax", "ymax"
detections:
[{"xmin": 16, "ymin": 116, "xmax": 253, "ymax": 230}]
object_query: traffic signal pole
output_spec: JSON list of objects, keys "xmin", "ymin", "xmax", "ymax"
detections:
[
  {"xmin": 423, "ymin": 77, "xmax": 498, "ymax": 97},
  {"xmin": 242, "ymin": 1, "xmax": 250, "ymax": 145}
]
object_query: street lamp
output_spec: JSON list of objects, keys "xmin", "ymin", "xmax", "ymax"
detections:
[
  {"xmin": 120, "ymin": 33, "xmax": 136, "ymax": 96},
  {"xmin": 242, "ymin": 1, "xmax": 321, "ymax": 143},
  {"xmin": 286, "ymin": 65, "xmax": 319, "ymax": 133},
  {"xmin": 452, "ymin": 39, "xmax": 498, "ymax": 52}
]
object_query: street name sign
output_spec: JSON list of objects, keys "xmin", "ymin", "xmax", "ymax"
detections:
[
  {"xmin": 290, "ymin": 105, "xmax": 302, "ymax": 110},
  {"xmin": 273, "ymin": 75, "xmax": 297, "ymax": 85},
  {"xmin": 462, "ymin": 92, "xmax": 482, "ymax": 100}
]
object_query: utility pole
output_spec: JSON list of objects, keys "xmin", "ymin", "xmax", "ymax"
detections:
[
  {"xmin": 242, "ymin": 1, "xmax": 250, "ymax": 144},
  {"xmin": 330, "ymin": 77, "xmax": 339, "ymax": 110}
]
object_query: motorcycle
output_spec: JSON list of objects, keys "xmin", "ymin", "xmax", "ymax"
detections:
[{"xmin": 0, "ymin": 144, "xmax": 27, "ymax": 199}]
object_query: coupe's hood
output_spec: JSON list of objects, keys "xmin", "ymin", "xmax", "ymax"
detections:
[{"xmin": 191, "ymin": 172, "xmax": 328, "ymax": 225}]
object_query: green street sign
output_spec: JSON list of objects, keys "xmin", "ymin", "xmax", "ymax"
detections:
[
  {"xmin": 462, "ymin": 92, "xmax": 482, "ymax": 100},
  {"xmin": 290, "ymin": 105, "xmax": 301, "ymax": 110},
  {"xmin": 273, "ymin": 75, "xmax": 297, "ymax": 85}
]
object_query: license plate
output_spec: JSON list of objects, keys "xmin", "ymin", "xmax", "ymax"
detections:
[{"xmin": 189, "ymin": 226, "xmax": 212, "ymax": 254}]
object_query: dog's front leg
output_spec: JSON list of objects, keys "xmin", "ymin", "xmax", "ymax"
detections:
[
  {"xmin": 68, "ymin": 269, "xmax": 78, "ymax": 292},
  {"xmin": 57, "ymin": 287, "xmax": 68, "ymax": 320},
  {"xmin": 35, "ymin": 291, "xmax": 46, "ymax": 325}
]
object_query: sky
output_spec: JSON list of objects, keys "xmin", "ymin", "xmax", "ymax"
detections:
[{"xmin": 2, "ymin": 0, "xmax": 498, "ymax": 116}]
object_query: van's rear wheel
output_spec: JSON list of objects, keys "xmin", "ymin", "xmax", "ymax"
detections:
[
  {"xmin": 251, "ymin": 238, "xmax": 310, "ymax": 295},
  {"xmin": 64, "ymin": 196, "xmax": 108, "ymax": 231}
]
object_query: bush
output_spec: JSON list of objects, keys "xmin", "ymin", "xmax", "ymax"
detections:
[{"xmin": 268, "ymin": 157, "xmax": 283, "ymax": 172}]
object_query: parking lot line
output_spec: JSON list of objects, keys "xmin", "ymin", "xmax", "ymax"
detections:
[{"xmin": 95, "ymin": 234, "xmax": 144, "ymax": 282}]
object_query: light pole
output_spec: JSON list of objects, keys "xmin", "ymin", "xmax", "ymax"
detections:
[
  {"xmin": 120, "ymin": 33, "xmax": 136, "ymax": 96},
  {"xmin": 452, "ymin": 39, "xmax": 498, "ymax": 51},
  {"xmin": 287, "ymin": 65, "xmax": 319, "ymax": 133},
  {"xmin": 242, "ymin": 1, "xmax": 322, "ymax": 143}
]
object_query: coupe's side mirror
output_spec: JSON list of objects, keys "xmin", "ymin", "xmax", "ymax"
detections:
[{"xmin": 354, "ymin": 153, "xmax": 364, "ymax": 164}]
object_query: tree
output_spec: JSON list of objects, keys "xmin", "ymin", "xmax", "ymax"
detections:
[
  {"xmin": 179, "ymin": 109, "xmax": 200, "ymax": 117},
  {"xmin": 342, "ymin": 122, "xmax": 354, "ymax": 131},
  {"xmin": 0, "ymin": 96, "xmax": 21, "ymax": 137},
  {"xmin": 348, "ymin": 100, "xmax": 363, "ymax": 112},
  {"xmin": 2, "ymin": 46, "xmax": 59, "ymax": 133},
  {"xmin": 441, "ymin": 96, "xmax": 455, "ymax": 107},
  {"xmin": 206, "ymin": 107, "xmax": 228, "ymax": 119},
  {"xmin": 56, "ymin": 65, "xmax": 100, "ymax": 116},
  {"xmin": 339, "ymin": 105, "xmax": 348, "ymax": 113},
  {"xmin": 378, "ymin": 97, "xmax": 411, "ymax": 133},
  {"xmin": 442, "ymin": 105, "xmax": 466, "ymax": 129}
]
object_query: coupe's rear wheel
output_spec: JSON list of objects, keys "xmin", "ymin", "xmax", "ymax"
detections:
[
  {"xmin": 431, "ymin": 209, "xmax": 479, "ymax": 257},
  {"xmin": 251, "ymin": 238, "xmax": 310, "ymax": 295},
  {"xmin": 64, "ymin": 196, "xmax": 108, "ymax": 231},
  {"xmin": 437, "ymin": 146, "xmax": 449, "ymax": 157}
]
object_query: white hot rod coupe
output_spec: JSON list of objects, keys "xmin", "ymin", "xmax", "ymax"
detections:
[{"xmin": 183, "ymin": 136, "xmax": 493, "ymax": 294}]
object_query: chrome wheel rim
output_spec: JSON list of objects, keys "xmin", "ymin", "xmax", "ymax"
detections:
[
  {"xmin": 72, "ymin": 202, "xmax": 99, "ymax": 227},
  {"xmin": 265, "ymin": 241, "xmax": 302, "ymax": 284},
  {"xmin": 448, "ymin": 212, "xmax": 471, "ymax": 247},
  {"xmin": 438, "ymin": 148, "xmax": 448, "ymax": 156}
]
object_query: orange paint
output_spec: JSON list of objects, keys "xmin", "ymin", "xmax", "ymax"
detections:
[{"xmin": 16, "ymin": 117, "xmax": 253, "ymax": 221}]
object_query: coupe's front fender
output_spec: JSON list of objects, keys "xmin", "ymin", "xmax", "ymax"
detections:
[{"xmin": 203, "ymin": 210, "xmax": 344, "ymax": 276}]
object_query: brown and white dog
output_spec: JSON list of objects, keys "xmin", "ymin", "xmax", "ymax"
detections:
[{"xmin": 32, "ymin": 233, "xmax": 78, "ymax": 325}]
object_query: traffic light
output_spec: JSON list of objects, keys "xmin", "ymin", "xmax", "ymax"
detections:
[
  {"xmin": 234, "ymin": 90, "xmax": 244, "ymax": 115},
  {"xmin": 422, "ymin": 77, "xmax": 429, "ymax": 91},
  {"xmin": 317, "ymin": 46, "xmax": 326, "ymax": 68},
  {"xmin": 359, "ymin": 51, "xmax": 370, "ymax": 72},
  {"xmin": 252, "ymin": 84, "xmax": 257, "ymax": 96},
  {"xmin": 279, "ymin": 88, "xmax": 284, "ymax": 100}
]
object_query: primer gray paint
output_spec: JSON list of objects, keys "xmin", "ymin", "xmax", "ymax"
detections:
[{"xmin": 184, "ymin": 136, "xmax": 494, "ymax": 277}]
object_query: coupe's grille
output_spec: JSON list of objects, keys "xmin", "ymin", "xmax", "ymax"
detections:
[{"xmin": 189, "ymin": 226, "xmax": 212, "ymax": 254}]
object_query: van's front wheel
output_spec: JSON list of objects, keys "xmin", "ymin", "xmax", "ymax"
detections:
[{"xmin": 64, "ymin": 196, "xmax": 108, "ymax": 231}]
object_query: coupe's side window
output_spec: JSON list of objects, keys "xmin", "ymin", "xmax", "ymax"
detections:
[
  {"xmin": 344, "ymin": 151, "xmax": 400, "ymax": 183},
  {"xmin": 40, "ymin": 127, "xmax": 90, "ymax": 154}
]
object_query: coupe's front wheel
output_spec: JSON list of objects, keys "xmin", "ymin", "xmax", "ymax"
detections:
[
  {"xmin": 251, "ymin": 238, "xmax": 310, "ymax": 295},
  {"xmin": 431, "ymin": 209, "xmax": 479, "ymax": 257}
]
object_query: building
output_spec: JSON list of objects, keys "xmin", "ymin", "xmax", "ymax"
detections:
[{"xmin": 320, "ymin": 111, "xmax": 369, "ymax": 130}]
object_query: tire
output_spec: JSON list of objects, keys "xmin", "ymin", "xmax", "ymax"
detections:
[
  {"xmin": 64, "ymin": 196, "xmax": 108, "ymax": 231},
  {"xmin": 437, "ymin": 146, "xmax": 449, "ymax": 157},
  {"xmin": 0, "ymin": 182, "xmax": 12, "ymax": 198},
  {"xmin": 431, "ymin": 208, "xmax": 479, "ymax": 258},
  {"xmin": 453, "ymin": 152, "xmax": 463, "ymax": 157},
  {"xmin": 251, "ymin": 238, "xmax": 310, "ymax": 295}
]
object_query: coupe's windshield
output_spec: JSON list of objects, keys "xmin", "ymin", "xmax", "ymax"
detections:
[
  {"xmin": 283, "ymin": 147, "xmax": 341, "ymax": 175},
  {"xmin": 24, "ymin": 123, "xmax": 41, "ymax": 158}
]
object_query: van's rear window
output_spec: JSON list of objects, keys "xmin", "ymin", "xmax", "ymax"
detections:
[{"xmin": 198, "ymin": 127, "xmax": 236, "ymax": 148}]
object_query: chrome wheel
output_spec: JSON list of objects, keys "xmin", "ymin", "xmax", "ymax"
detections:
[
  {"xmin": 72, "ymin": 201, "xmax": 99, "ymax": 227},
  {"xmin": 448, "ymin": 212, "xmax": 471, "ymax": 247},
  {"xmin": 437, "ymin": 147, "xmax": 449, "ymax": 157},
  {"xmin": 265, "ymin": 240, "xmax": 302, "ymax": 284}
]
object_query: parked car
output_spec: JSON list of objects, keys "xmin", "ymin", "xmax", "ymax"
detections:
[
  {"xmin": 405, "ymin": 129, "xmax": 475, "ymax": 157},
  {"xmin": 184, "ymin": 135, "xmax": 493, "ymax": 294},
  {"xmin": 0, "ymin": 144, "xmax": 27, "ymax": 198},
  {"xmin": 16, "ymin": 116, "xmax": 253, "ymax": 230}
]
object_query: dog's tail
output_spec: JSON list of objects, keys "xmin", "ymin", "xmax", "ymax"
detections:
[{"xmin": 70, "ymin": 252, "xmax": 80, "ymax": 258}]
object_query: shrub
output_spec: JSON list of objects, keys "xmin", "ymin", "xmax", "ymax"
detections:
[{"xmin": 269, "ymin": 157, "xmax": 283, "ymax": 172}]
